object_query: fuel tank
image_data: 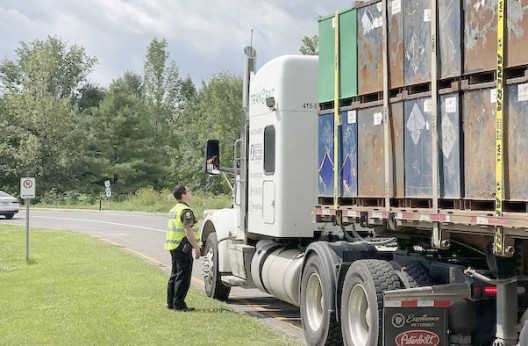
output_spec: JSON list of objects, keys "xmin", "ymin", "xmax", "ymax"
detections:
[{"xmin": 251, "ymin": 240, "xmax": 304, "ymax": 306}]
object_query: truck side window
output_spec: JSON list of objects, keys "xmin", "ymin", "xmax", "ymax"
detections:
[{"xmin": 264, "ymin": 125, "xmax": 275, "ymax": 174}]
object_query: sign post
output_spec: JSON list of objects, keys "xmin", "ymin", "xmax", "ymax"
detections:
[{"xmin": 20, "ymin": 177, "xmax": 36, "ymax": 263}]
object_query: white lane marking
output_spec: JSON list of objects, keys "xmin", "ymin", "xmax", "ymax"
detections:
[{"xmin": 32, "ymin": 216, "xmax": 166, "ymax": 233}]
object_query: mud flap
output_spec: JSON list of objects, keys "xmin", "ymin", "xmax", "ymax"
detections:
[{"xmin": 384, "ymin": 303, "xmax": 448, "ymax": 346}]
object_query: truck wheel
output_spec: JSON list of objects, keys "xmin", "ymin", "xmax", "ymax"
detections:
[
  {"xmin": 340, "ymin": 259, "xmax": 401, "ymax": 346},
  {"xmin": 203, "ymin": 233, "xmax": 231, "ymax": 301},
  {"xmin": 5, "ymin": 213, "xmax": 14, "ymax": 220},
  {"xmin": 391, "ymin": 260, "xmax": 431, "ymax": 288},
  {"xmin": 300, "ymin": 254, "xmax": 342, "ymax": 346}
]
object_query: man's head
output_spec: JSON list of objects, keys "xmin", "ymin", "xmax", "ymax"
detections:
[{"xmin": 173, "ymin": 183, "xmax": 192, "ymax": 204}]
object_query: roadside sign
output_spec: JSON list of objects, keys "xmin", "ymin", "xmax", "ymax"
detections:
[
  {"xmin": 105, "ymin": 187, "xmax": 112, "ymax": 198},
  {"xmin": 20, "ymin": 177, "xmax": 36, "ymax": 263},
  {"xmin": 20, "ymin": 177, "xmax": 36, "ymax": 199},
  {"xmin": 104, "ymin": 180, "xmax": 111, "ymax": 188}
]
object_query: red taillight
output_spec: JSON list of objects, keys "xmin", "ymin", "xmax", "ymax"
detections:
[{"xmin": 484, "ymin": 286, "xmax": 497, "ymax": 296}]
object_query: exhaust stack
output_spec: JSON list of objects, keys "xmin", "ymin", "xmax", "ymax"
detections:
[{"xmin": 239, "ymin": 46, "xmax": 256, "ymax": 234}]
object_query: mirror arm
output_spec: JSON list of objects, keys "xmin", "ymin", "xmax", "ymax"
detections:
[
  {"xmin": 221, "ymin": 172, "xmax": 234, "ymax": 192},
  {"xmin": 218, "ymin": 166, "xmax": 239, "ymax": 175}
]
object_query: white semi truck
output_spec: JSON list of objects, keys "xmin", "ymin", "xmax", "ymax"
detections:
[
  {"xmin": 200, "ymin": 48, "xmax": 528, "ymax": 345},
  {"xmin": 197, "ymin": 1, "xmax": 528, "ymax": 346}
]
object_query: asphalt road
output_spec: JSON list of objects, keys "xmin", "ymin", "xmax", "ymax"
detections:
[{"xmin": 4, "ymin": 208, "xmax": 306, "ymax": 345}]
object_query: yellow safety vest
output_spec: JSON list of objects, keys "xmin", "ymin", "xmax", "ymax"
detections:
[{"xmin": 164, "ymin": 203, "xmax": 200, "ymax": 250}]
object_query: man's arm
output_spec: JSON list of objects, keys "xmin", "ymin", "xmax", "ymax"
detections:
[
  {"xmin": 182, "ymin": 209, "xmax": 201, "ymax": 259},
  {"xmin": 184, "ymin": 226, "xmax": 201, "ymax": 259}
]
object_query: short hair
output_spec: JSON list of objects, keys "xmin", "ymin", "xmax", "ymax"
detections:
[{"xmin": 173, "ymin": 183, "xmax": 187, "ymax": 201}]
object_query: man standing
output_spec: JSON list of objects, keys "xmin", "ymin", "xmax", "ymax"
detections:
[{"xmin": 165, "ymin": 183, "xmax": 201, "ymax": 311}]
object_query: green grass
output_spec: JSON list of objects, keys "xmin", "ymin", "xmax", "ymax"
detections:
[
  {"xmin": 34, "ymin": 187, "xmax": 232, "ymax": 220},
  {"xmin": 0, "ymin": 225, "xmax": 298, "ymax": 345}
]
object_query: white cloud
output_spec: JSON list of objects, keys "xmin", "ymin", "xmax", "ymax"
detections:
[{"xmin": 0, "ymin": 0, "xmax": 351, "ymax": 86}]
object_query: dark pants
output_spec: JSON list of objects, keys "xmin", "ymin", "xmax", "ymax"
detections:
[{"xmin": 167, "ymin": 241, "xmax": 193, "ymax": 309}]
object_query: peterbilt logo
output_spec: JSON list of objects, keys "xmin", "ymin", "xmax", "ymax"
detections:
[{"xmin": 395, "ymin": 330, "xmax": 440, "ymax": 346}]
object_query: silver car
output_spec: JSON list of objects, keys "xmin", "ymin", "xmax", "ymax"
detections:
[{"xmin": 0, "ymin": 191, "xmax": 19, "ymax": 219}]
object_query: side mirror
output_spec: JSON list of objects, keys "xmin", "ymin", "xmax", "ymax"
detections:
[{"xmin": 205, "ymin": 139, "xmax": 220, "ymax": 175}]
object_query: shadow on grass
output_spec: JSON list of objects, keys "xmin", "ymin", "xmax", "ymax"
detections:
[{"xmin": 26, "ymin": 258, "xmax": 38, "ymax": 265}]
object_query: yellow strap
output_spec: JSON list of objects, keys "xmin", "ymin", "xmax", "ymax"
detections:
[
  {"xmin": 333, "ymin": 11, "xmax": 340, "ymax": 210},
  {"xmin": 494, "ymin": 0, "xmax": 505, "ymax": 255}
]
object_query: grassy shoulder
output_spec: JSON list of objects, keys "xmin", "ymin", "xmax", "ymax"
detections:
[
  {"xmin": 0, "ymin": 225, "xmax": 297, "ymax": 345},
  {"xmin": 33, "ymin": 187, "xmax": 232, "ymax": 219}
]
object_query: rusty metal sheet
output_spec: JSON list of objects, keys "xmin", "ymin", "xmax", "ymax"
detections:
[
  {"xmin": 357, "ymin": 1, "xmax": 384, "ymax": 95},
  {"xmin": 354, "ymin": 102, "xmax": 404, "ymax": 198},
  {"xmin": 506, "ymin": 0, "xmax": 528, "ymax": 68},
  {"xmin": 388, "ymin": 0, "xmax": 404, "ymax": 89},
  {"xmin": 464, "ymin": 0, "xmax": 497, "ymax": 74},
  {"xmin": 505, "ymin": 82, "xmax": 528, "ymax": 200},
  {"xmin": 463, "ymin": 88, "xmax": 496, "ymax": 199},
  {"xmin": 358, "ymin": 104, "xmax": 385, "ymax": 197}
]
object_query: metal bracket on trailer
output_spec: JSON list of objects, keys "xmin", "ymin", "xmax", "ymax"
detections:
[
  {"xmin": 493, "ymin": 227, "xmax": 515, "ymax": 258},
  {"xmin": 432, "ymin": 222, "xmax": 450, "ymax": 250}
]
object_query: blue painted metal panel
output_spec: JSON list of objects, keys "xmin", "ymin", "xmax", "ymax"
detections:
[
  {"xmin": 318, "ymin": 113, "xmax": 341, "ymax": 198},
  {"xmin": 404, "ymin": 97, "xmax": 433, "ymax": 197},
  {"xmin": 403, "ymin": 0, "xmax": 431, "ymax": 85},
  {"xmin": 439, "ymin": 93, "xmax": 463, "ymax": 198},
  {"xmin": 341, "ymin": 110, "xmax": 358, "ymax": 197}
]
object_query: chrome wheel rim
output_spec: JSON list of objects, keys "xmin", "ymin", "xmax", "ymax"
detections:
[
  {"xmin": 305, "ymin": 272, "xmax": 324, "ymax": 331},
  {"xmin": 346, "ymin": 284, "xmax": 370, "ymax": 345},
  {"xmin": 202, "ymin": 247, "xmax": 214, "ymax": 288}
]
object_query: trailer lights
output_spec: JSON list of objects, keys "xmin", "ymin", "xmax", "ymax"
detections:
[{"xmin": 484, "ymin": 286, "xmax": 497, "ymax": 296}]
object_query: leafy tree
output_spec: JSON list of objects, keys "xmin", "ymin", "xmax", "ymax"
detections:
[
  {"xmin": 0, "ymin": 36, "xmax": 97, "ymax": 194},
  {"xmin": 143, "ymin": 39, "xmax": 188, "ymax": 132},
  {"xmin": 86, "ymin": 72, "xmax": 164, "ymax": 195},
  {"xmin": 0, "ymin": 35, "xmax": 97, "ymax": 99},
  {"xmin": 75, "ymin": 83, "xmax": 106, "ymax": 113},
  {"xmin": 300, "ymin": 35, "xmax": 319, "ymax": 55},
  {"xmin": 173, "ymin": 72, "xmax": 242, "ymax": 193},
  {"xmin": 142, "ymin": 38, "xmax": 197, "ymax": 190}
]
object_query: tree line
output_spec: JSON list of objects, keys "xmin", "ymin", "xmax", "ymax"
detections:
[
  {"xmin": 0, "ymin": 36, "xmax": 242, "ymax": 202},
  {"xmin": 0, "ymin": 35, "xmax": 318, "ymax": 203}
]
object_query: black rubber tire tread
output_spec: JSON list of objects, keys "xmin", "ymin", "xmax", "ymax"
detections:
[
  {"xmin": 397, "ymin": 260, "xmax": 432, "ymax": 288},
  {"xmin": 203, "ymin": 233, "xmax": 231, "ymax": 301},
  {"xmin": 301, "ymin": 254, "xmax": 343, "ymax": 346},
  {"xmin": 341, "ymin": 259, "xmax": 401, "ymax": 346},
  {"xmin": 4, "ymin": 213, "xmax": 14, "ymax": 220}
]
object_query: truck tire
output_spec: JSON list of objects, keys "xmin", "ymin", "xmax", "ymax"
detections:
[
  {"xmin": 203, "ymin": 232, "xmax": 230, "ymax": 301},
  {"xmin": 301, "ymin": 253, "xmax": 342, "ymax": 345},
  {"xmin": 391, "ymin": 260, "xmax": 431, "ymax": 288},
  {"xmin": 5, "ymin": 213, "xmax": 14, "ymax": 220},
  {"xmin": 340, "ymin": 259, "xmax": 401, "ymax": 346}
]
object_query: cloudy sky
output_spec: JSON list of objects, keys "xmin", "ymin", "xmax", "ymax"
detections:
[{"xmin": 0, "ymin": 0, "xmax": 352, "ymax": 87}]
